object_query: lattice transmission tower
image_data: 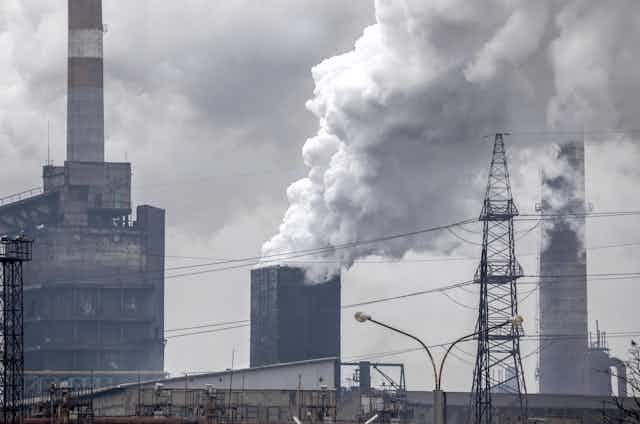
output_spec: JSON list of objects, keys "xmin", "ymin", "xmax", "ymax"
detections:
[
  {"xmin": 0, "ymin": 236, "xmax": 33, "ymax": 424},
  {"xmin": 471, "ymin": 133, "xmax": 527, "ymax": 424}
]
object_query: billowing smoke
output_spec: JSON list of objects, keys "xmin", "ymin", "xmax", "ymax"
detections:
[
  {"xmin": 540, "ymin": 141, "xmax": 587, "ymax": 255},
  {"xmin": 262, "ymin": 0, "xmax": 640, "ymax": 276}
]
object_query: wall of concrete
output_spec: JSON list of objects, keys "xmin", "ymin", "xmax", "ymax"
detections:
[
  {"xmin": 0, "ymin": 161, "xmax": 164, "ymax": 395},
  {"xmin": 43, "ymin": 162, "xmax": 131, "ymax": 226},
  {"xmin": 22, "ymin": 203, "xmax": 165, "ymax": 395}
]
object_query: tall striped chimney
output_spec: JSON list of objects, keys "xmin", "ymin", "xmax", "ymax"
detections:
[{"xmin": 67, "ymin": 0, "xmax": 104, "ymax": 162}]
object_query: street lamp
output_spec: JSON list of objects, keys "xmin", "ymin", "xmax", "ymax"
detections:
[
  {"xmin": 354, "ymin": 312, "xmax": 439, "ymax": 390},
  {"xmin": 354, "ymin": 312, "xmax": 524, "ymax": 424}
]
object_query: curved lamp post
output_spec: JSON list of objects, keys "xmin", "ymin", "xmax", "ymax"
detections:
[
  {"xmin": 354, "ymin": 312, "xmax": 524, "ymax": 424},
  {"xmin": 355, "ymin": 311, "xmax": 439, "ymax": 390}
]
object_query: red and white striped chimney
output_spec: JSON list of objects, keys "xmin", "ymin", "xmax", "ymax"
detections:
[{"xmin": 67, "ymin": 0, "xmax": 104, "ymax": 162}]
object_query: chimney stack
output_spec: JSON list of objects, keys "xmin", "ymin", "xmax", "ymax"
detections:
[
  {"xmin": 67, "ymin": 0, "xmax": 104, "ymax": 162},
  {"xmin": 538, "ymin": 140, "xmax": 589, "ymax": 394}
]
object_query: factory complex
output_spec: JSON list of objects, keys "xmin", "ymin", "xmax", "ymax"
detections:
[{"xmin": 0, "ymin": 1, "xmax": 635, "ymax": 424}]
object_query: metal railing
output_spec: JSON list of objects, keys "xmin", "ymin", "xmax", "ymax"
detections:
[{"xmin": 0, "ymin": 187, "xmax": 44, "ymax": 206}]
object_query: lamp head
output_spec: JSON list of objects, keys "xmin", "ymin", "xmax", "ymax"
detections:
[
  {"xmin": 511, "ymin": 315, "xmax": 524, "ymax": 327},
  {"xmin": 354, "ymin": 312, "xmax": 371, "ymax": 323}
]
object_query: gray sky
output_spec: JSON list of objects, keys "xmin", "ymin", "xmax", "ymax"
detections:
[{"xmin": 1, "ymin": 0, "xmax": 639, "ymax": 392}]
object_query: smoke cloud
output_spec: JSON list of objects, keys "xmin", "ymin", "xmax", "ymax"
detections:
[
  {"xmin": 262, "ymin": 0, "xmax": 640, "ymax": 276},
  {"xmin": 540, "ymin": 141, "xmax": 587, "ymax": 255}
]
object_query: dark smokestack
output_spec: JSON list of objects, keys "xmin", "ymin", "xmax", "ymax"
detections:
[
  {"xmin": 250, "ymin": 266, "xmax": 341, "ymax": 367},
  {"xmin": 539, "ymin": 140, "xmax": 588, "ymax": 394},
  {"xmin": 67, "ymin": 0, "xmax": 104, "ymax": 162}
]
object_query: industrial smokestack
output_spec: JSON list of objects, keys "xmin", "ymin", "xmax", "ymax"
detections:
[
  {"xmin": 250, "ymin": 266, "xmax": 341, "ymax": 367},
  {"xmin": 67, "ymin": 0, "xmax": 105, "ymax": 162},
  {"xmin": 538, "ymin": 140, "xmax": 588, "ymax": 394}
]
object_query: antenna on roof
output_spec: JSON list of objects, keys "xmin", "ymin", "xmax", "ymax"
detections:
[{"xmin": 47, "ymin": 120, "xmax": 52, "ymax": 166}]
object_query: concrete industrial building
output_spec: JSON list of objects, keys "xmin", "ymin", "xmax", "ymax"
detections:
[
  {"xmin": 539, "ymin": 141, "xmax": 625, "ymax": 396},
  {"xmin": 30, "ymin": 389, "xmax": 632, "ymax": 424},
  {"xmin": 0, "ymin": 0, "xmax": 165, "ymax": 394},
  {"xmin": 25, "ymin": 358, "xmax": 341, "ymax": 421},
  {"xmin": 250, "ymin": 266, "xmax": 341, "ymax": 367},
  {"xmin": 22, "ymin": 357, "xmax": 633, "ymax": 424}
]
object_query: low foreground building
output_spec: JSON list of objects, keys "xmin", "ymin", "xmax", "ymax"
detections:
[{"xmin": 23, "ymin": 357, "xmax": 634, "ymax": 424}]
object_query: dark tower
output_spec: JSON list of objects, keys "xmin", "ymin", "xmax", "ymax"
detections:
[
  {"xmin": 472, "ymin": 134, "xmax": 527, "ymax": 424},
  {"xmin": 0, "ymin": 0, "xmax": 166, "ymax": 394},
  {"xmin": 250, "ymin": 266, "xmax": 341, "ymax": 367},
  {"xmin": 538, "ymin": 141, "xmax": 588, "ymax": 394}
]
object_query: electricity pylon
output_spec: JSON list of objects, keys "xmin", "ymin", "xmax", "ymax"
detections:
[{"xmin": 471, "ymin": 133, "xmax": 527, "ymax": 424}]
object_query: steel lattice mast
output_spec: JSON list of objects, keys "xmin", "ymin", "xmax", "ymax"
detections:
[
  {"xmin": 472, "ymin": 133, "xmax": 527, "ymax": 424},
  {"xmin": 0, "ymin": 236, "xmax": 33, "ymax": 424}
]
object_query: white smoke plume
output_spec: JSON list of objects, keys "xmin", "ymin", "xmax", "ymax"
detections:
[
  {"xmin": 262, "ymin": 0, "xmax": 640, "ymax": 277},
  {"xmin": 539, "ymin": 141, "xmax": 587, "ymax": 255}
]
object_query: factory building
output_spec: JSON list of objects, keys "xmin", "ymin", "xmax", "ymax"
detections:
[
  {"xmin": 26, "ymin": 358, "xmax": 341, "ymax": 421},
  {"xmin": 250, "ymin": 266, "xmax": 341, "ymax": 367},
  {"xmin": 0, "ymin": 0, "xmax": 165, "ymax": 394},
  {"xmin": 538, "ymin": 141, "xmax": 625, "ymax": 396},
  {"xmin": 23, "ymin": 356, "xmax": 633, "ymax": 424}
]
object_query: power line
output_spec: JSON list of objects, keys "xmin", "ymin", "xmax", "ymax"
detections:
[
  {"xmin": 166, "ymin": 279, "xmax": 478, "ymax": 338},
  {"xmin": 341, "ymin": 279, "xmax": 475, "ymax": 309},
  {"xmin": 506, "ymin": 129, "xmax": 640, "ymax": 136},
  {"xmin": 28, "ymin": 217, "xmax": 477, "ymax": 287},
  {"xmin": 33, "ymin": 210, "xmax": 640, "ymax": 284},
  {"xmin": 445, "ymin": 219, "xmax": 541, "ymax": 247},
  {"xmin": 164, "ymin": 253, "xmax": 640, "ymax": 282},
  {"xmin": 447, "ymin": 227, "xmax": 482, "ymax": 246},
  {"xmin": 454, "ymin": 223, "xmax": 483, "ymax": 235},
  {"xmin": 25, "ymin": 211, "xmax": 640, "ymax": 287},
  {"xmin": 165, "ymin": 218, "xmax": 478, "ymax": 273},
  {"xmin": 164, "ymin": 236, "xmax": 640, "ymax": 272},
  {"xmin": 341, "ymin": 272, "xmax": 640, "ymax": 310},
  {"xmin": 244, "ymin": 238, "xmax": 640, "ymax": 266},
  {"xmin": 440, "ymin": 290, "xmax": 477, "ymax": 310},
  {"xmin": 165, "ymin": 319, "xmax": 250, "ymax": 333},
  {"xmin": 522, "ymin": 271, "xmax": 640, "ymax": 279},
  {"xmin": 343, "ymin": 331, "xmax": 640, "ymax": 363},
  {"xmin": 516, "ymin": 210, "xmax": 640, "ymax": 221},
  {"xmin": 162, "ymin": 271, "xmax": 638, "ymax": 340},
  {"xmin": 165, "ymin": 324, "xmax": 250, "ymax": 340}
]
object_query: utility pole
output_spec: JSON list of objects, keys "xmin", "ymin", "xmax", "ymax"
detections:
[
  {"xmin": 228, "ymin": 348, "xmax": 235, "ymax": 424},
  {"xmin": 472, "ymin": 134, "xmax": 527, "ymax": 424},
  {"xmin": 184, "ymin": 372, "xmax": 188, "ymax": 418}
]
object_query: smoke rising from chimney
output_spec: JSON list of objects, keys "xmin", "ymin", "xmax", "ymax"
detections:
[{"xmin": 262, "ymin": 0, "xmax": 640, "ymax": 277}]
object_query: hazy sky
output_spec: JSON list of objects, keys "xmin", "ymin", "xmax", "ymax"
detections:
[{"xmin": 1, "ymin": 0, "xmax": 639, "ymax": 392}]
